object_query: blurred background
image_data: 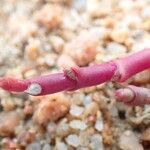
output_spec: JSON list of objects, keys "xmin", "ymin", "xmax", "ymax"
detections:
[{"xmin": 0, "ymin": 0, "xmax": 150, "ymax": 149}]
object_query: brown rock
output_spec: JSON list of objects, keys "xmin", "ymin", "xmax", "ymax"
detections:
[
  {"xmin": 119, "ymin": 130, "xmax": 143, "ymax": 150},
  {"xmin": 65, "ymin": 30, "xmax": 100, "ymax": 66},
  {"xmin": 25, "ymin": 39, "xmax": 40, "ymax": 61},
  {"xmin": 50, "ymin": 36, "xmax": 65, "ymax": 53},
  {"xmin": 33, "ymin": 94, "xmax": 70, "ymax": 125},
  {"xmin": 34, "ymin": 4, "xmax": 63, "ymax": 29},
  {"xmin": 142, "ymin": 128, "xmax": 150, "ymax": 144},
  {"xmin": 111, "ymin": 29, "xmax": 129, "ymax": 44},
  {"xmin": 57, "ymin": 54, "xmax": 76, "ymax": 68},
  {"xmin": 23, "ymin": 103, "xmax": 33, "ymax": 116},
  {"xmin": 2, "ymin": 138, "xmax": 19, "ymax": 150},
  {"xmin": 18, "ymin": 131, "xmax": 35, "ymax": 146},
  {"xmin": 0, "ymin": 111, "xmax": 20, "ymax": 136},
  {"xmin": 47, "ymin": 0, "xmax": 71, "ymax": 5}
]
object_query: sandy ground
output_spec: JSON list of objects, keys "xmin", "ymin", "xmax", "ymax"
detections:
[{"xmin": 0, "ymin": 0, "xmax": 150, "ymax": 149}]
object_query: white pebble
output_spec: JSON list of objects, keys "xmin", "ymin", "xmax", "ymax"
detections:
[
  {"xmin": 95, "ymin": 118, "xmax": 104, "ymax": 132},
  {"xmin": 56, "ymin": 142, "xmax": 67, "ymax": 150},
  {"xmin": 25, "ymin": 83, "xmax": 42, "ymax": 95},
  {"xmin": 82, "ymin": 95, "xmax": 92, "ymax": 106},
  {"xmin": 70, "ymin": 105, "xmax": 84, "ymax": 117},
  {"xmin": 77, "ymin": 147, "xmax": 89, "ymax": 150},
  {"xmin": 142, "ymin": 7, "xmax": 150, "ymax": 18},
  {"xmin": 106, "ymin": 42, "xmax": 127, "ymax": 55},
  {"xmin": 70, "ymin": 120, "xmax": 87, "ymax": 130},
  {"xmin": 26, "ymin": 142, "xmax": 41, "ymax": 150},
  {"xmin": 90, "ymin": 134, "xmax": 104, "ymax": 150},
  {"xmin": 66, "ymin": 134, "xmax": 80, "ymax": 147},
  {"xmin": 42, "ymin": 144, "xmax": 52, "ymax": 150}
]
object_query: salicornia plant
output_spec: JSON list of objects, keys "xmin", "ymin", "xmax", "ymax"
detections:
[{"xmin": 0, "ymin": 48, "xmax": 150, "ymax": 106}]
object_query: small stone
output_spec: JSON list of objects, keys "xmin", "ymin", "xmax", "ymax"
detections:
[
  {"xmin": 79, "ymin": 131, "xmax": 90, "ymax": 146},
  {"xmin": 1, "ymin": 138, "xmax": 19, "ymax": 150},
  {"xmin": 25, "ymin": 39, "xmax": 40, "ymax": 61},
  {"xmin": 142, "ymin": 7, "xmax": 150, "ymax": 19},
  {"xmin": 87, "ymin": 0, "xmax": 111, "ymax": 18},
  {"xmin": 0, "ymin": 111, "xmax": 20, "ymax": 136},
  {"xmin": 47, "ymin": 122, "xmax": 57, "ymax": 137},
  {"xmin": 18, "ymin": 131, "xmax": 35, "ymax": 146},
  {"xmin": 69, "ymin": 120, "xmax": 87, "ymax": 130},
  {"xmin": 70, "ymin": 105, "xmax": 84, "ymax": 117},
  {"xmin": 46, "ymin": 0, "xmax": 71, "ymax": 5},
  {"xmin": 65, "ymin": 29, "xmax": 101, "ymax": 66},
  {"xmin": 106, "ymin": 42, "xmax": 127, "ymax": 56},
  {"xmin": 42, "ymin": 144, "xmax": 52, "ymax": 150},
  {"xmin": 26, "ymin": 142, "xmax": 41, "ymax": 150},
  {"xmin": 142, "ymin": 128, "xmax": 150, "ymax": 144},
  {"xmin": 50, "ymin": 36, "xmax": 65, "ymax": 53},
  {"xmin": 72, "ymin": 0, "xmax": 86, "ymax": 12},
  {"xmin": 34, "ymin": 4, "xmax": 63, "ymax": 29},
  {"xmin": 90, "ymin": 134, "xmax": 104, "ymax": 150},
  {"xmin": 57, "ymin": 54, "xmax": 76, "ymax": 68},
  {"xmin": 95, "ymin": 118, "xmax": 104, "ymax": 132},
  {"xmin": 1, "ymin": 98, "xmax": 15, "ymax": 111},
  {"xmin": 56, "ymin": 119, "xmax": 71, "ymax": 137},
  {"xmin": 77, "ymin": 147, "xmax": 89, "ymax": 150},
  {"xmin": 82, "ymin": 95, "xmax": 93, "ymax": 106},
  {"xmin": 83, "ymin": 102, "xmax": 99, "ymax": 118},
  {"xmin": 23, "ymin": 103, "xmax": 33, "ymax": 116},
  {"xmin": 66, "ymin": 134, "xmax": 80, "ymax": 147},
  {"xmin": 111, "ymin": 29, "xmax": 129, "ymax": 44},
  {"xmin": 119, "ymin": 130, "xmax": 143, "ymax": 150},
  {"xmin": 33, "ymin": 94, "xmax": 70, "ymax": 125},
  {"xmin": 56, "ymin": 141, "xmax": 67, "ymax": 150}
]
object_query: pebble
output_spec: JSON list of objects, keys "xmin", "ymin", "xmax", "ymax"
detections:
[
  {"xmin": 1, "ymin": 98, "xmax": 15, "ymax": 111},
  {"xmin": 119, "ymin": 130, "xmax": 143, "ymax": 150},
  {"xmin": 83, "ymin": 102, "xmax": 99, "ymax": 118},
  {"xmin": 50, "ymin": 35, "xmax": 65, "ymax": 53},
  {"xmin": 82, "ymin": 95, "xmax": 93, "ymax": 106},
  {"xmin": 57, "ymin": 54, "xmax": 76, "ymax": 68},
  {"xmin": 111, "ymin": 28, "xmax": 129, "ymax": 44},
  {"xmin": 106, "ymin": 42, "xmax": 127, "ymax": 55},
  {"xmin": 56, "ymin": 141, "xmax": 68, "ymax": 150},
  {"xmin": 66, "ymin": 134, "xmax": 80, "ymax": 147},
  {"xmin": 42, "ymin": 143, "xmax": 52, "ymax": 150},
  {"xmin": 18, "ymin": 130, "xmax": 35, "ymax": 146},
  {"xmin": 65, "ymin": 30, "xmax": 100, "ymax": 66},
  {"xmin": 142, "ymin": 128, "xmax": 150, "ymax": 144},
  {"xmin": 95, "ymin": 117, "xmax": 104, "ymax": 132},
  {"xmin": 25, "ymin": 39, "xmax": 40, "ymax": 61},
  {"xmin": 34, "ymin": 4, "xmax": 63, "ymax": 29},
  {"xmin": 0, "ymin": 111, "xmax": 20, "ymax": 136},
  {"xmin": 70, "ymin": 105, "xmax": 84, "ymax": 117},
  {"xmin": 33, "ymin": 94, "xmax": 70, "ymax": 124},
  {"xmin": 69, "ymin": 120, "xmax": 87, "ymax": 130},
  {"xmin": 47, "ymin": 122, "xmax": 57, "ymax": 137},
  {"xmin": 26, "ymin": 142, "xmax": 42, "ymax": 150},
  {"xmin": 56, "ymin": 119, "xmax": 71, "ymax": 137},
  {"xmin": 90, "ymin": 134, "xmax": 104, "ymax": 150}
]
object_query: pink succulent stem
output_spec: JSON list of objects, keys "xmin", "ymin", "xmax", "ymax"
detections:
[
  {"xmin": 0, "ymin": 48, "xmax": 149, "ymax": 96},
  {"xmin": 115, "ymin": 85, "xmax": 150, "ymax": 106},
  {"xmin": 115, "ymin": 48, "xmax": 150, "ymax": 82}
]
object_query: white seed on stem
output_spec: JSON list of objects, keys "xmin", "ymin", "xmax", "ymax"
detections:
[{"xmin": 25, "ymin": 83, "xmax": 42, "ymax": 95}]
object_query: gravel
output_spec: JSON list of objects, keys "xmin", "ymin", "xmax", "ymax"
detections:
[{"xmin": 0, "ymin": 0, "xmax": 149, "ymax": 149}]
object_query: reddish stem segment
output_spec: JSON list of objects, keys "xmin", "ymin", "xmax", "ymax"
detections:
[
  {"xmin": 115, "ymin": 85, "xmax": 150, "ymax": 106},
  {"xmin": 0, "ymin": 48, "xmax": 150, "ymax": 96},
  {"xmin": 25, "ymin": 61, "xmax": 117, "ymax": 95},
  {"xmin": 114, "ymin": 48, "xmax": 150, "ymax": 82}
]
